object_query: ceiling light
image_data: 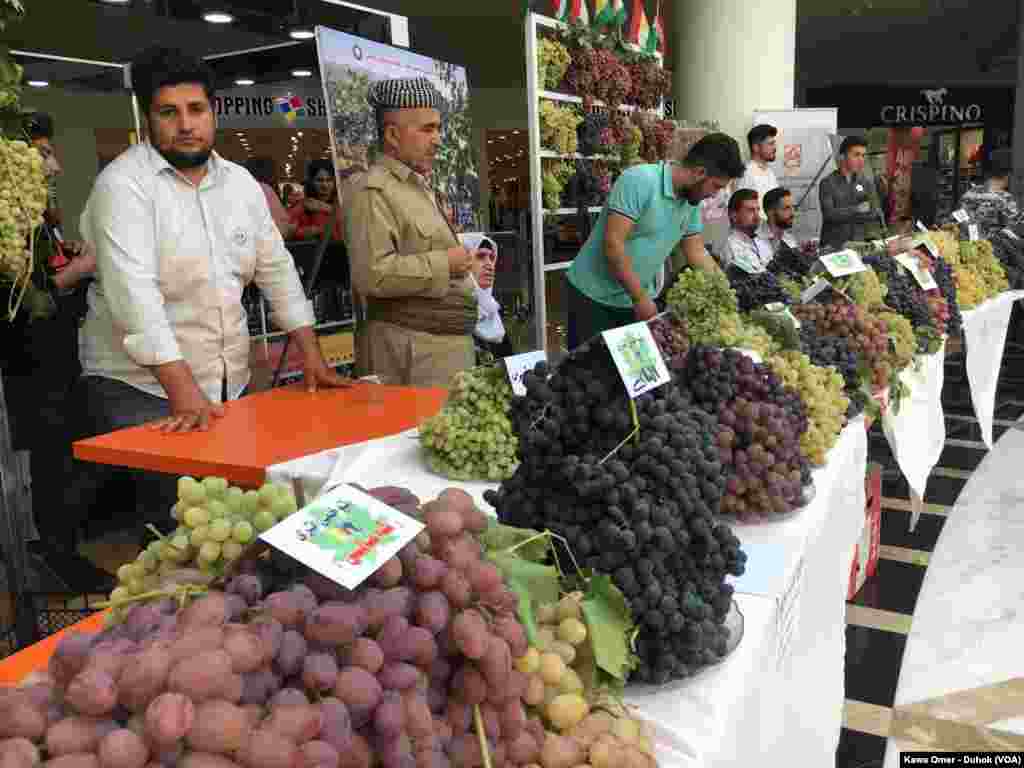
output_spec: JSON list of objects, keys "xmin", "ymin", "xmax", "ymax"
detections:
[
  {"xmin": 202, "ymin": 10, "xmax": 234, "ymax": 23},
  {"xmin": 27, "ymin": 80, "xmax": 49, "ymax": 88},
  {"xmin": 289, "ymin": 27, "xmax": 315, "ymax": 40},
  {"xmin": 235, "ymin": 132, "xmax": 245, "ymax": 136},
  {"xmin": 235, "ymin": 78, "xmax": 255, "ymax": 86},
  {"xmin": 291, "ymin": 69, "xmax": 313, "ymax": 78},
  {"xmin": 95, "ymin": 0, "xmax": 133, "ymax": 5},
  {"xmin": 297, "ymin": 131, "xmax": 303, "ymax": 137}
]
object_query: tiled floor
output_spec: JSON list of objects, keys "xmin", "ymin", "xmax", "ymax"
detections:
[{"xmin": 836, "ymin": 325, "xmax": 1024, "ymax": 767}]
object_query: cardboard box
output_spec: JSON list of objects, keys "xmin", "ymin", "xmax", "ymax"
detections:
[{"xmin": 848, "ymin": 463, "xmax": 883, "ymax": 600}]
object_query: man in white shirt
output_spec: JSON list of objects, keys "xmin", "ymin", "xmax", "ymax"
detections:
[
  {"xmin": 721, "ymin": 189, "xmax": 771, "ymax": 273},
  {"xmin": 72, "ymin": 47, "xmax": 347, "ymax": 532},
  {"xmin": 736, "ymin": 124, "xmax": 778, "ymax": 221},
  {"xmin": 759, "ymin": 186, "xmax": 799, "ymax": 257}
]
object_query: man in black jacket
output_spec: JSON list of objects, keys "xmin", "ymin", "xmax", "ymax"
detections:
[{"xmin": 819, "ymin": 135, "xmax": 885, "ymax": 248}]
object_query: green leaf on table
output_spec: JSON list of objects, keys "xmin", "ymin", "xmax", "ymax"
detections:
[
  {"xmin": 479, "ymin": 521, "xmax": 551, "ymax": 563},
  {"xmin": 580, "ymin": 573, "xmax": 638, "ymax": 683}
]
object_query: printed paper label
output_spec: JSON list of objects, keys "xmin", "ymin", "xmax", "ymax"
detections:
[
  {"xmin": 1004, "ymin": 228, "xmax": 1019, "ymax": 241},
  {"xmin": 916, "ymin": 235, "xmax": 938, "ymax": 257},
  {"xmin": 968, "ymin": 223, "xmax": 979, "ymax": 242},
  {"xmin": 602, "ymin": 322, "xmax": 671, "ymax": 398},
  {"xmin": 952, "ymin": 208, "xmax": 970, "ymax": 224},
  {"xmin": 801, "ymin": 278, "xmax": 832, "ymax": 303},
  {"xmin": 504, "ymin": 351, "xmax": 547, "ymax": 396},
  {"xmin": 260, "ymin": 484, "xmax": 424, "ymax": 589},
  {"xmin": 895, "ymin": 253, "xmax": 938, "ymax": 290},
  {"xmin": 819, "ymin": 248, "xmax": 867, "ymax": 277},
  {"xmin": 916, "ymin": 221, "xmax": 929, "ymax": 232},
  {"xmin": 764, "ymin": 302, "xmax": 802, "ymax": 329}
]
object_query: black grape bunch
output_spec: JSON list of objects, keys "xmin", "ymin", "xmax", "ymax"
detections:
[
  {"xmin": 487, "ymin": 345, "xmax": 747, "ymax": 685},
  {"xmin": 724, "ymin": 267, "xmax": 791, "ymax": 313},
  {"xmin": 768, "ymin": 241, "xmax": 815, "ymax": 280},
  {"xmin": 798, "ymin": 326, "xmax": 865, "ymax": 419}
]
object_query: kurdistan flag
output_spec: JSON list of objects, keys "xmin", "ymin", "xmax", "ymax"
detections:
[
  {"xmin": 647, "ymin": 1, "xmax": 664, "ymax": 53},
  {"xmin": 551, "ymin": 0, "xmax": 568, "ymax": 20},
  {"xmin": 568, "ymin": 0, "xmax": 589, "ymax": 24},
  {"xmin": 593, "ymin": 0, "xmax": 625, "ymax": 26},
  {"xmin": 626, "ymin": 0, "xmax": 651, "ymax": 47}
]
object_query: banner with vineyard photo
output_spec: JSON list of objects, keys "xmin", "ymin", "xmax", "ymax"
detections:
[{"xmin": 315, "ymin": 26, "xmax": 480, "ymax": 231}]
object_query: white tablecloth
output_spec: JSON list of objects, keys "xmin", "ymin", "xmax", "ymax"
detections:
[
  {"xmin": 266, "ymin": 418, "xmax": 869, "ymax": 767},
  {"xmin": 961, "ymin": 291, "xmax": 1024, "ymax": 449}
]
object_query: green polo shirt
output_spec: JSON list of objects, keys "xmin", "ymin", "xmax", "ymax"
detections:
[{"xmin": 567, "ymin": 162, "xmax": 703, "ymax": 308}]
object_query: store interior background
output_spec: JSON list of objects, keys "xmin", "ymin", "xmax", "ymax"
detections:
[{"xmin": 8, "ymin": 0, "xmax": 1021, "ymax": 353}]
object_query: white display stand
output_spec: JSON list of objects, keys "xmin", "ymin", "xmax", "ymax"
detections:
[
  {"xmin": 266, "ymin": 418, "xmax": 869, "ymax": 767},
  {"xmin": 524, "ymin": 13, "xmax": 664, "ymax": 351}
]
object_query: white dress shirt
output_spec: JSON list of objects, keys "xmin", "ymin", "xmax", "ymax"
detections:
[
  {"xmin": 721, "ymin": 222, "xmax": 798, "ymax": 273},
  {"xmin": 79, "ymin": 143, "xmax": 315, "ymax": 402},
  {"xmin": 736, "ymin": 162, "xmax": 778, "ymax": 220}
]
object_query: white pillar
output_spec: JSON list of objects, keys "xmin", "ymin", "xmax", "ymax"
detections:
[{"xmin": 672, "ymin": 0, "xmax": 797, "ymax": 145}]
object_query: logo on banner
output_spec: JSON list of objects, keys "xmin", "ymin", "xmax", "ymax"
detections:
[{"xmin": 275, "ymin": 95, "xmax": 307, "ymax": 124}]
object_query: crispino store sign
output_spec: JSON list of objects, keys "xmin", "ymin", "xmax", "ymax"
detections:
[
  {"xmin": 805, "ymin": 85, "xmax": 1013, "ymax": 127},
  {"xmin": 880, "ymin": 88, "xmax": 983, "ymax": 124}
]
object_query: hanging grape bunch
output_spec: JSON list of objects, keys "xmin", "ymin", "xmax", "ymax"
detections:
[
  {"xmin": 0, "ymin": 138, "xmax": 48, "ymax": 284},
  {"xmin": 537, "ymin": 37, "xmax": 572, "ymax": 91},
  {"xmin": 627, "ymin": 59, "xmax": 672, "ymax": 111},
  {"xmin": 539, "ymin": 101, "xmax": 583, "ymax": 155},
  {"xmin": 576, "ymin": 111, "xmax": 609, "ymax": 157}
]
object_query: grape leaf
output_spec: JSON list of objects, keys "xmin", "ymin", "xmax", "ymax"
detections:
[
  {"xmin": 486, "ymin": 551, "xmax": 560, "ymax": 647},
  {"xmin": 479, "ymin": 521, "xmax": 551, "ymax": 563},
  {"xmin": 580, "ymin": 573, "xmax": 638, "ymax": 682}
]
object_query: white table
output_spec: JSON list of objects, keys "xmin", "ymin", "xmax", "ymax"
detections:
[
  {"xmin": 884, "ymin": 416, "xmax": 1024, "ymax": 764},
  {"xmin": 267, "ymin": 418, "xmax": 869, "ymax": 767}
]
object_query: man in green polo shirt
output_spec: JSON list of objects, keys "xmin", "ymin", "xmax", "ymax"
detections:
[{"xmin": 566, "ymin": 132, "xmax": 744, "ymax": 347}]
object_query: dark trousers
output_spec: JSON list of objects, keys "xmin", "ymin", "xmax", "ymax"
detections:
[
  {"xmin": 66, "ymin": 376, "xmax": 180, "ymax": 541},
  {"xmin": 566, "ymin": 280, "xmax": 636, "ymax": 350}
]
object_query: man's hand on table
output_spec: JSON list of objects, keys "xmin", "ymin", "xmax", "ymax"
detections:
[
  {"xmin": 302, "ymin": 353, "xmax": 354, "ymax": 392},
  {"xmin": 151, "ymin": 388, "xmax": 225, "ymax": 433}
]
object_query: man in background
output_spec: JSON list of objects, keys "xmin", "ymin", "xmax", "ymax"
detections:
[
  {"xmin": 736, "ymin": 124, "xmax": 778, "ymax": 221},
  {"xmin": 761, "ymin": 186, "xmax": 799, "ymax": 257},
  {"xmin": 721, "ymin": 189, "xmax": 769, "ymax": 273},
  {"xmin": 960, "ymin": 148, "xmax": 1021, "ymax": 237},
  {"xmin": 819, "ymin": 135, "xmax": 884, "ymax": 248},
  {"xmin": 566, "ymin": 132, "xmax": 743, "ymax": 346},
  {"xmin": 345, "ymin": 77, "xmax": 478, "ymax": 388},
  {"xmin": 1, "ymin": 112, "xmax": 106, "ymax": 588}
]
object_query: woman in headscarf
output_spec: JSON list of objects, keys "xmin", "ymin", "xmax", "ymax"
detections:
[{"xmin": 462, "ymin": 234, "xmax": 513, "ymax": 359}]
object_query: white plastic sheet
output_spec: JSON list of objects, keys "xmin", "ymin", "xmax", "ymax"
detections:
[
  {"xmin": 961, "ymin": 292, "xmax": 1024, "ymax": 449},
  {"xmin": 882, "ymin": 345, "xmax": 947, "ymax": 531}
]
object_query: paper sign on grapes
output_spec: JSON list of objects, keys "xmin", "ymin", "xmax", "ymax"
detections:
[
  {"xmin": 894, "ymin": 252, "xmax": 938, "ymax": 290},
  {"xmin": 260, "ymin": 484, "xmax": 423, "ymax": 589},
  {"xmin": 601, "ymin": 322, "xmax": 670, "ymax": 398},
  {"xmin": 818, "ymin": 248, "xmax": 867, "ymax": 278},
  {"xmin": 504, "ymin": 350, "xmax": 547, "ymax": 396}
]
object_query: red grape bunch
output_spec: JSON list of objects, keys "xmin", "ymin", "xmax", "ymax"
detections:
[{"xmin": 0, "ymin": 488, "xmax": 573, "ymax": 768}]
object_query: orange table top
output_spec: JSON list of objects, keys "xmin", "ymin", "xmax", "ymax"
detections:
[
  {"xmin": 0, "ymin": 612, "xmax": 107, "ymax": 685},
  {"xmin": 73, "ymin": 383, "xmax": 448, "ymax": 488}
]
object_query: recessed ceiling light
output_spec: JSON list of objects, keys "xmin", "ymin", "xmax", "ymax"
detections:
[
  {"xmin": 96, "ymin": 0, "xmax": 133, "ymax": 5},
  {"xmin": 297, "ymin": 131, "xmax": 303, "ymax": 137},
  {"xmin": 27, "ymin": 80, "xmax": 49, "ymax": 88},
  {"xmin": 289, "ymin": 27, "xmax": 315, "ymax": 40},
  {"xmin": 235, "ymin": 132, "xmax": 245, "ymax": 136},
  {"xmin": 235, "ymin": 78, "xmax": 255, "ymax": 86},
  {"xmin": 202, "ymin": 10, "xmax": 234, "ymax": 23},
  {"xmin": 291, "ymin": 69, "xmax": 313, "ymax": 78}
]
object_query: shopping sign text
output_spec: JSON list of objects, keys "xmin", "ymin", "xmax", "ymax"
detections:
[{"xmin": 214, "ymin": 95, "xmax": 327, "ymax": 119}]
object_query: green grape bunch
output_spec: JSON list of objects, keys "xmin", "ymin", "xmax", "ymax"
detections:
[
  {"xmin": 767, "ymin": 350, "xmax": 849, "ymax": 466},
  {"xmin": 419, "ymin": 365, "xmax": 520, "ymax": 482},
  {"xmin": 107, "ymin": 476, "xmax": 299, "ymax": 608},
  {"xmin": 539, "ymin": 100, "xmax": 584, "ymax": 155},
  {"xmin": 0, "ymin": 137, "xmax": 48, "ymax": 284}
]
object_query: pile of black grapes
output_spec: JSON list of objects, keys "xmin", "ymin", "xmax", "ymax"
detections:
[
  {"xmin": 576, "ymin": 111, "xmax": 609, "ymax": 157},
  {"xmin": 725, "ymin": 267, "xmax": 791, "ymax": 312},
  {"xmin": 865, "ymin": 253, "xmax": 935, "ymax": 350},
  {"xmin": 799, "ymin": 326, "xmax": 865, "ymax": 419},
  {"xmin": 769, "ymin": 241, "xmax": 815, "ymax": 280},
  {"xmin": 930, "ymin": 256, "xmax": 963, "ymax": 336},
  {"xmin": 486, "ymin": 341, "xmax": 746, "ymax": 684}
]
